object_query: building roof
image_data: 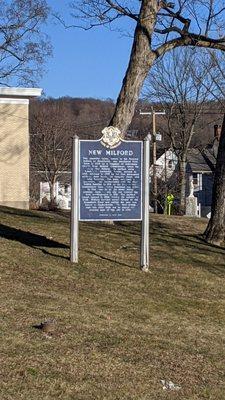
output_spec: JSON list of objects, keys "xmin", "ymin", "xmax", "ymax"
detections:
[
  {"xmin": 0, "ymin": 87, "xmax": 42, "ymax": 98},
  {"xmin": 187, "ymin": 147, "xmax": 217, "ymax": 173}
]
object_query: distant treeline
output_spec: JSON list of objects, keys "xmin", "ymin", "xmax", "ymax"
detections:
[{"xmin": 30, "ymin": 97, "xmax": 224, "ymax": 146}]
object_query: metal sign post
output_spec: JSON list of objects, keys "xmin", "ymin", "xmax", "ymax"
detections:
[
  {"xmin": 141, "ymin": 134, "xmax": 150, "ymax": 271},
  {"xmin": 70, "ymin": 135, "xmax": 79, "ymax": 263}
]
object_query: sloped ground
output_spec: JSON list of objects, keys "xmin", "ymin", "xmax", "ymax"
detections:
[{"xmin": 0, "ymin": 206, "xmax": 225, "ymax": 400}]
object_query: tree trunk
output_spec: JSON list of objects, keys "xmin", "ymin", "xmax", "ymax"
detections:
[
  {"xmin": 49, "ymin": 178, "xmax": 56, "ymax": 206},
  {"xmin": 179, "ymin": 157, "xmax": 186, "ymax": 214},
  {"xmin": 204, "ymin": 115, "xmax": 225, "ymax": 246},
  {"xmin": 109, "ymin": 1, "xmax": 157, "ymax": 135}
]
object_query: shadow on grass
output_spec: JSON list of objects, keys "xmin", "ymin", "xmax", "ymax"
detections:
[
  {"xmin": 85, "ymin": 249, "xmax": 137, "ymax": 269},
  {"xmin": 0, "ymin": 206, "xmax": 47, "ymax": 219},
  {"xmin": 0, "ymin": 207, "xmax": 69, "ymax": 225},
  {"xmin": 154, "ymin": 231, "xmax": 225, "ymax": 255},
  {"xmin": 0, "ymin": 223, "xmax": 68, "ymax": 250},
  {"xmin": 40, "ymin": 248, "xmax": 70, "ymax": 260},
  {"xmin": 152, "ymin": 227, "xmax": 225, "ymax": 276},
  {"xmin": 84, "ymin": 221, "xmax": 141, "ymax": 238}
]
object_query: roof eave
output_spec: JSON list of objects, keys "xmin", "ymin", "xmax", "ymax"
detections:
[{"xmin": 0, "ymin": 87, "xmax": 42, "ymax": 98}]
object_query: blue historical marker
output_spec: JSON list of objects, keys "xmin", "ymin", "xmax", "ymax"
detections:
[
  {"xmin": 79, "ymin": 139, "xmax": 142, "ymax": 221},
  {"xmin": 70, "ymin": 127, "xmax": 150, "ymax": 270}
]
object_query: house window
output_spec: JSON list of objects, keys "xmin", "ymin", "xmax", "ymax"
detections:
[
  {"xmin": 193, "ymin": 173, "xmax": 198, "ymax": 186},
  {"xmin": 192, "ymin": 173, "xmax": 203, "ymax": 190},
  {"xmin": 65, "ymin": 184, "xmax": 69, "ymax": 194},
  {"xmin": 168, "ymin": 160, "xmax": 173, "ymax": 169}
]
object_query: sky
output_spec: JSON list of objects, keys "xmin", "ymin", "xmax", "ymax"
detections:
[{"xmin": 40, "ymin": 2, "xmax": 134, "ymax": 100}]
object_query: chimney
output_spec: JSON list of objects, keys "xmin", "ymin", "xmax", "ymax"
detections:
[{"xmin": 214, "ymin": 125, "xmax": 222, "ymax": 141}]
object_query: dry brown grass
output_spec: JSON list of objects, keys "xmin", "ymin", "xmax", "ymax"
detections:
[{"xmin": 0, "ymin": 206, "xmax": 225, "ymax": 399}]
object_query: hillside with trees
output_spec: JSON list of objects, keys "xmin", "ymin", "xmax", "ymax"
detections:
[{"xmin": 29, "ymin": 96, "xmax": 223, "ymax": 205}]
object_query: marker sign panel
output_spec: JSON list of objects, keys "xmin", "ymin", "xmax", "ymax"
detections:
[{"xmin": 79, "ymin": 140, "xmax": 142, "ymax": 221}]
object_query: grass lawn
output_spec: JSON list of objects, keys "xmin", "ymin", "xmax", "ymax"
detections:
[{"xmin": 0, "ymin": 206, "xmax": 225, "ymax": 399}]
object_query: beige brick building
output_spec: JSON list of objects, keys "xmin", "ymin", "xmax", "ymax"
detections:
[{"xmin": 0, "ymin": 87, "xmax": 42, "ymax": 209}]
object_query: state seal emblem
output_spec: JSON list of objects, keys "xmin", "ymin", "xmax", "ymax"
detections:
[{"xmin": 101, "ymin": 126, "xmax": 122, "ymax": 149}]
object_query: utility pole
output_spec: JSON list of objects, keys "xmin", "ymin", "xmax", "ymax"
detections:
[{"xmin": 140, "ymin": 108, "xmax": 165, "ymax": 213}]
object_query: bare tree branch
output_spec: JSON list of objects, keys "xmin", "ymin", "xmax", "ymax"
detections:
[
  {"xmin": 143, "ymin": 47, "xmax": 219, "ymax": 210},
  {"xmin": 0, "ymin": 0, "xmax": 51, "ymax": 86}
]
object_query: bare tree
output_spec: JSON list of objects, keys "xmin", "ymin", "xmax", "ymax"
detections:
[
  {"xmin": 144, "ymin": 47, "xmax": 217, "ymax": 212},
  {"xmin": 61, "ymin": 1, "xmax": 225, "ymax": 239},
  {"xmin": 30, "ymin": 100, "xmax": 73, "ymax": 205},
  {"xmin": 65, "ymin": 1, "xmax": 225, "ymax": 135},
  {"xmin": 204, "ymin": 119, "xmax": 225, "ymax": 245},
  {"xmin": 0, "ymin": 0, "xmax": 51, "ymax": 86},
  {"xmin": 199, "ymin": 52, "xmax": 225, "ymax": 245}
]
